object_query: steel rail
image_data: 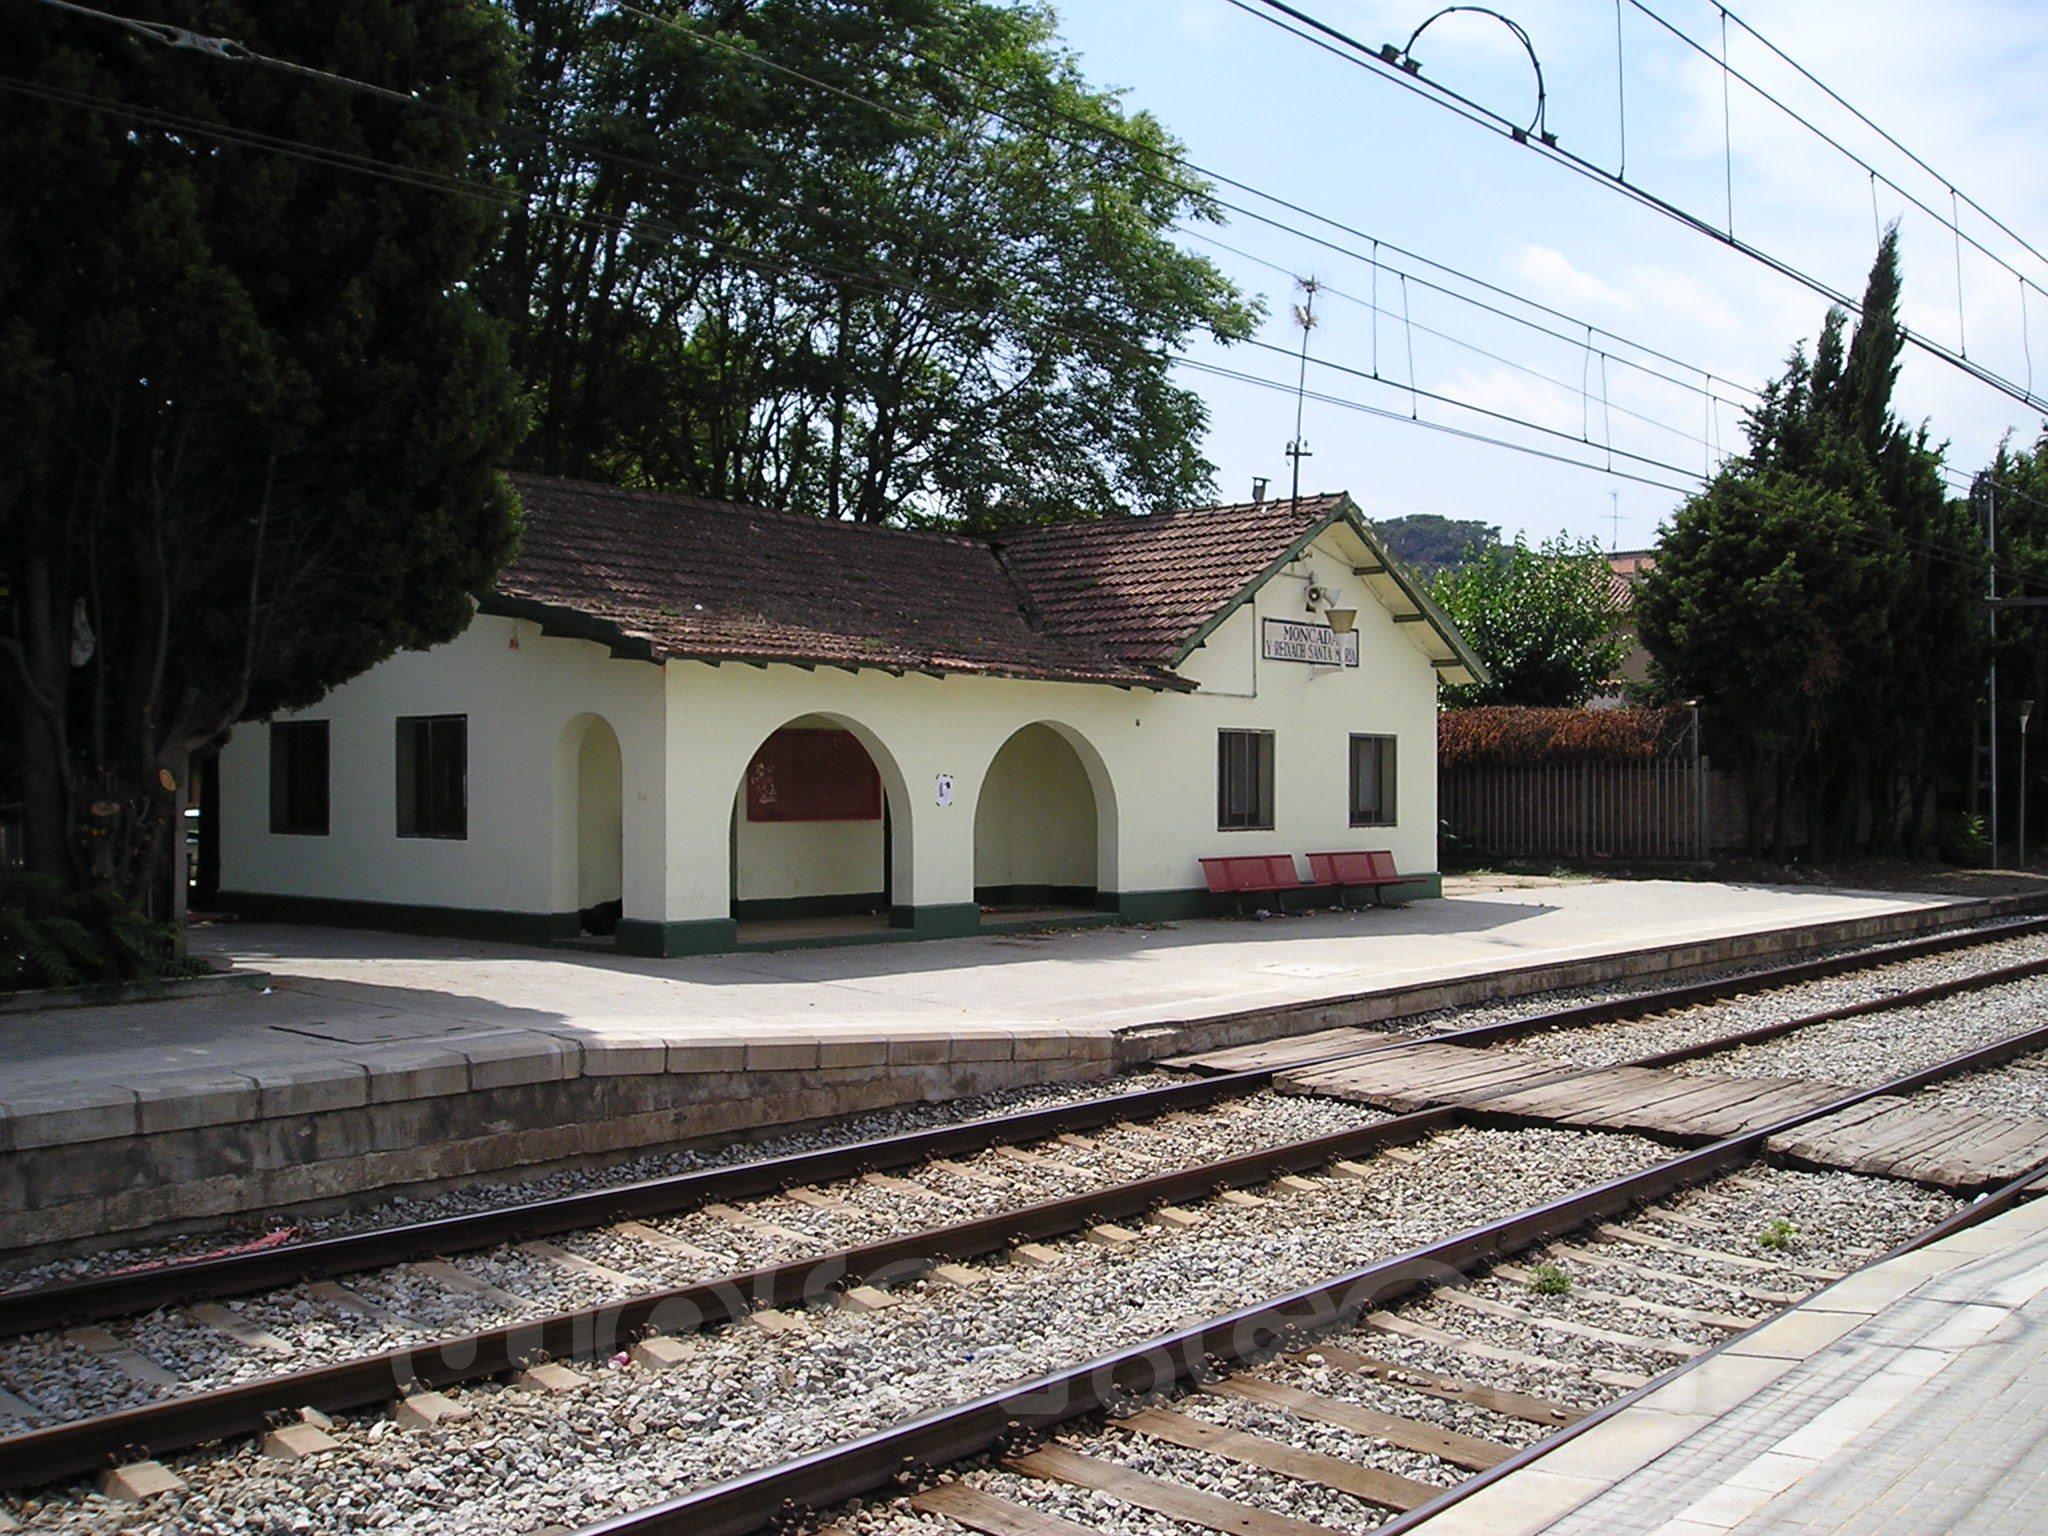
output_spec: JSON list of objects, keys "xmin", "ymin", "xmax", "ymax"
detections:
[
  {"xmin": 0, "ymin": 1072, "xmax": 1262, "ymax": 1338},
  {"xmin": 1354, "ymin": 913, "xmax": 2048, "ymax": 1055},
  {"xmin": 566, "ymin": 1023, "xmax": 2048, "ymax": 1536},
  {"xmin": 0, "ymin": 1106, "xmax": 1460, "ymax": 1489},
  {"xmin": 1368, "ymin": 1156, "xmax": 2048, "ymax": 1535},
  {"xmin": 15, "ymin": 993, "xmax": 2048, "ymax": 1499},
  {"xmin": 9, "ymin": 914, "xmax": 2041, "ymax": 1338}
]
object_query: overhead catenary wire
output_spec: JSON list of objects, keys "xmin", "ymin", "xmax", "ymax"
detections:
[
  {"xmin": 1624, "ymin": 0, "xmax": 2048, "ymax": 302},
  {"xmin": 1237, "ymin": 0, "xmax": 2048, "ymax": 418},
  {"xmin": 5, "ymin": 62, "xmax": 1718, "ymax": 522},
  {"xmin": 26, "ymin": 0, "xmax": 2048, "ymax": 590},
  {"xmin": 1714, "ymin": 0, "xmax": 2048, "ymax": 278},
  {"xmin": 27, "ymin": 0, "xmax": 1775, "ymax": 486},
  {"xmin": 631, "ymin": 0, "xmax": 1751, "ymax": 409},
  {"xmin": 40, "ymin": 0, "xmax": 1763, "ymax": 438},
  {"xmin": 1184, "ymin": 225, "xmax": 1756, "ymax": 457}
]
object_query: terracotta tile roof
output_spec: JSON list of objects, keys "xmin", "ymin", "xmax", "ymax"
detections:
[
  {"xmin": 991, "ymin": 494, "xmax": 1346, "ymax": 666},
  {"xmin": 1607, "ymin": 550, "xmax": 1657, "ymax": 610},
  {"xmin": 487, "ymin": 475, "xmax": 1194, "ymax": 689}
]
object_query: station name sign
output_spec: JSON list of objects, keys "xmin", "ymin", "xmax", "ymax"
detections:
[{"xmin": 1262, "ymin": 617, "xmax": 1359, "ymax": 667}]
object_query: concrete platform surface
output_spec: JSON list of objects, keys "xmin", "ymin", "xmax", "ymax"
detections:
[
  {"xmin": 0, "ymin": 878, "xmax": 1981, "ymax": 1101},
  {"xmin": 0, "ymin": 877, "xmax": 2009, "ymax": 1252},
  {"xmin": 1412, "ymin": 1193, "xmax": 2048, "ymax": 1535}
]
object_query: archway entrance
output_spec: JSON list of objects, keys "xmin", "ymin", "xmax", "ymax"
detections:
[
  {"xmin": 973, "ymin": 722, "xmax": 1103, "ymax": 920},
  {"xmin": 731, "ymin": 715, "xmax": 896, "ymax": 942},
  {"xmin": 573, "ymin": 716, "xmax": 624, "ymax": 936}
]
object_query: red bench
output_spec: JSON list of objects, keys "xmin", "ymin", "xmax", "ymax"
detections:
[
  {"xmin": 1200, "ymin": 853, "xmax": 1315, "ymax": 914},
  {"xmin": 1305, "ymin": 849, "xmax": 1414, "ymax": 908}
]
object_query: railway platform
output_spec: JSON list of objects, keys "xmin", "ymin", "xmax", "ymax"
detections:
[
  {"xmin": 1, "ymin": 876, "xmax": 2037, "ymax": 1254},
  {"xmin": 1409, "ymin": 1184, "xmax": 2048, "ymax": 1536}
]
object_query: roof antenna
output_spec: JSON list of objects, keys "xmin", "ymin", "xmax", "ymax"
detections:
[
  {"xmin": 1608, "ymin": 490, "xmax": 1621, "ymax": 551},
  {"xmin": 1285, "ymin": 276, "xmax": 1319, "ymax": 506}
]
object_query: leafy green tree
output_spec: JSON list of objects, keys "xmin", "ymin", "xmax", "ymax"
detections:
[
  {"xmin": 1428, "ymin": 535, "xmax": 1626, "ymax": 708},
  {"xmin": 1372, "ymin": 513, "xmax": 1501, "ymax": 578},
  {"xmin": 481, "ymin": 1, "xmax": 1258, "ymax": 527},
  {"xmin": 1, "ymin": 3, "xmax": 522, "ymax": 913},
  {"xmin": 1637, "ymin": 230, "xmax": 1982, "ymax": 856}
]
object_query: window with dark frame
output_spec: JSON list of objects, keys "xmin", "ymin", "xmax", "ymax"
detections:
[
  {"xmin": 1217, "ymin": 729, "xmax": 1275, "ymax": 830},
  {"xmin": 1349, "ymin": 734, "xmax": 1397, "ymax": 826},
  {"xmin": 396, "ymin": 715, "xmax": 467, "ymax": 839},
  {"xmin": 268, "ymin": 720, "xmax": 330, "ymax": 835}
]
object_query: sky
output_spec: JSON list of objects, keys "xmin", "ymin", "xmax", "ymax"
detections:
[{"xmin": 1050, "ymin": 0, "xmax": 2048, "ymax": 551}]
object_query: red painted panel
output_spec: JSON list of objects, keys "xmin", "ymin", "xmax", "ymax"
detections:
[{"xmin": 746, "ymin": 729, "xmax": 882, "ymax": 822}]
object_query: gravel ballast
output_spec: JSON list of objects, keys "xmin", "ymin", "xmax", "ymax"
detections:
[{"xmin": 2, "ymin": 1125, "xmax": 1670, "ymax": 1534}]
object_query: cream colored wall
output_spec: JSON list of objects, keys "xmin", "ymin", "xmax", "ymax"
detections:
[
  {"xmin": 220, "ymin": 524, "xmax": 1443, "ymax": 926},
  {"xmin": 1162, "ymin": 528, "xmax": 1441, "ymax": 881},
  {"xmin": 734, "ymin": 801, "xmax": 886, "ymax": 901},
  {"xmin": 973, "ymin": 723, "xmax": 1096, "ymax": 889},
  {"xmin": 732, "ymin": 713, "xmax": 888, "ymax": 902},
  {"xmin": 219, "ymin": 613, "xmax": 667, "ymax": 919}
]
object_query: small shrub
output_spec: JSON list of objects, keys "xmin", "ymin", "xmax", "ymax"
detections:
[
  {"xmin": 1527, "ymin": 1261, "xmax": 1572, "ymax": 1296},
  {"xmin": 1933, "ymin": 812, "xmax": 1990, "ymax": 866},
  {"xmin": 1756, "ymin": 1217, "xmax": 1799, "ymax": 1252},
  {"xmin": 0, "ymin": 871, "xmax": 203, "ymax": 992}
]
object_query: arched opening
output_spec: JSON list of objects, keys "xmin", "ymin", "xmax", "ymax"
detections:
[
  {"xmin": 973, "ymin": 722, "xmax": 1106, "ymax": 917},
  {"xmin": 574, "ymin": 716, "xmax": 624, "ymax": 934},
  {"xmin": 731, "ymin": 714, "xmax": 901, "ymax": 940}
]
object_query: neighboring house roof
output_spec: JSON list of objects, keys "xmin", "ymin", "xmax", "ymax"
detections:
[
  {"xmin": 482, "ymin": 474, "xmax": 1483, "ymax": 689},
  {"xmin": 1607, "ymin": 549, "xmax": 1657, "ymax": 609}
]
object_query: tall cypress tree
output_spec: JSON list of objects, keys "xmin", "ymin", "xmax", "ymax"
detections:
[
  {"xmin": 1, "ymin": 3, "xmax": 523, "ymax": 910},
  {"xmin": 1638, "ymin": 231, "xmax": 1982, "ymax": 855}
]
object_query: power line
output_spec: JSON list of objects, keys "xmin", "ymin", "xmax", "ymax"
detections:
[
  {"xmin": 1184, "ymin": 226, "xmax": 1747, "ymax": 461},
  {"xmin": 37, "ymin": 0, "xmax": 1767, "ymax": 491},
  {"xmin": 1236, "ymin": 0, "xmax": 2048, "ymax": 418},
  {"xmin": 623, "ymin": 0, "xmax": 1750, "ymax": 412},
  {"xmin": 1173, "ymin": 354, "xmax": 1704, "ymax": 495},
  {"xmin": 30, "ymin": 0, "xmax": 2046, "ymax": 575},
  {"xmin": 1623, "ymin": 0, "xmax": 2048, "ymax": 301},
  {"xmin": 1713, "ymin": 0, "xmax": 2048, "ymax": 279}
]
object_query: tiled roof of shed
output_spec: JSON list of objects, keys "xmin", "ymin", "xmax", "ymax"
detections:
[
  {"xmin": 487, "ymin": 475, "xmax": 1192, "ymax": 688},
  {"xmin": 990, "ymin": 494, "xmax": 1346, "ymax": 666},
  {"xmin": 482, "ymin": 476, "xmax": 1451, "ymax": 687}
]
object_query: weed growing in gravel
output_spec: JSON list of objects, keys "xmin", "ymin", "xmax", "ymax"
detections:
[
  {"xmin": 1528, "ymin": 1261, "xmax": 1572, "ymax": 1295},
  {"xmin": 1756, "ymin": 1217, "xmax": 1799, "ymax": 1252}
]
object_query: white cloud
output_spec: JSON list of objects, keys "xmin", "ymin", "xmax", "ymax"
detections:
[{"xmin": 1514, "ymin": 246, "xmax": 1637, "ymax": 312}]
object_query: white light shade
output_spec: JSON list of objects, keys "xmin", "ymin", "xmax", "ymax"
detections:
[{"xmin": 1325, "ymin": 608, "xmax": 1357, "ymax": 634}]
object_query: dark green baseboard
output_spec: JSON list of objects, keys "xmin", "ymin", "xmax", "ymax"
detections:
[
  {"xmin": 214, "ymin": 891, "xmax": 580, "ymax": 946},
  {"xmin": 732, "ymin": 891, "xmax": 888, "ymax": 921},
  {"xmin": 1113, "ymin": 887, "xmax": 1215, "ymax": 923},
  {"xmin": 889, "ymin": 902, "xmax": 983, "ymax": 938},
  {"xmin": 615, "ymin": 917, "xmax": 741, "ymax": 957}
]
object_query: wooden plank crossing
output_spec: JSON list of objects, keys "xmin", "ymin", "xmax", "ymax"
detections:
[
  {"xmin": 1768, "ymin": 1097, "xmax": 2048, "ymax": 1187},
  {"xmin": 1279, "ymin": 1042, "xmax": 1585, "ymax": 1110},
  {"xmin": 1279, "ymin": 1043, "xmax": 2048, "ymax": 1188},
  {"xmin": 1164, "ymin": 1027, "xmax": 1417, "ymax": 1074}
]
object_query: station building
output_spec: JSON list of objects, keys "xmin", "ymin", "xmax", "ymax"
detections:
[{"xmin": 215, "ymin": 474, "xmax": 1482, "ymax": 955}]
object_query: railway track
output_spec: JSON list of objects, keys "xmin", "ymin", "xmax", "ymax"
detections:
[
  {"xmin": 8, "ymin": 917, "xmax": 2048, "ymax": 1529},
  {"xmin": 575, "ymin": 1087, "xmax": 2033, "ymax": 1536}
]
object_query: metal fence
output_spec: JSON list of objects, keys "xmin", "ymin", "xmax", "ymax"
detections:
[{"xmin": 1441, "ymin": 753, "xmax": 1706, "ymax": 862}]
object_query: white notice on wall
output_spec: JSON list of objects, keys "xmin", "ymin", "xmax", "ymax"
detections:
[
  {"xmin": 935, "ymin": 772, "xmax": 954, "ymax": 807},
  {"xmin": 1261, "ymin": 618, "xmax": 1359, "ymax": 667}
]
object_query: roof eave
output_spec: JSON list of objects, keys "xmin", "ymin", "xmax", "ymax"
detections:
[
  {"xmin": 1335, "ymin": 503, "xmax": 1492, "ymax": 687},
  {"xmin": 484, "ymin": 592, "xmax": 1189, "ymax": 691},
  {"xmin": 1162, "ymin": 495, "xmax": 1490, "ymax": 686}
]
